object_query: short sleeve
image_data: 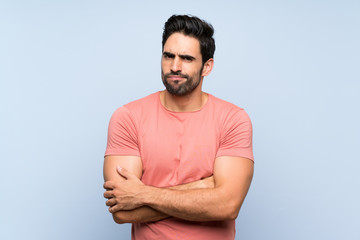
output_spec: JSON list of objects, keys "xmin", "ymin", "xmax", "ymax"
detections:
[
  {"xmin": 105, "ymin": 106, "xmax": 140, "ymax": 157},
  {"xmin": 216, "ymin": 109, "xmax": 254, "ymax": 161}
]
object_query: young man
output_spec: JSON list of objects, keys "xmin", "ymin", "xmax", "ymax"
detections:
[{"xmin": 103, "ymin": 15, "xmax": 254, "ymax": 240}]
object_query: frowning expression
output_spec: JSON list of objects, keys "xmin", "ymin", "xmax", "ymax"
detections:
[{"xmin": 161, "ymin": 32, "xmax": 204, "ymax": 96}]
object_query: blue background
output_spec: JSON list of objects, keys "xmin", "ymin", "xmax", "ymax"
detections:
[{"xmin": 1, "ymin": 0, "xmax": 359, "ymax": 239}]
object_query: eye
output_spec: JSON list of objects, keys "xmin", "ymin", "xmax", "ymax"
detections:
[
  {"xmin": 181, "ymin": 55, "xmax": 195, "ymax": 62},
  {"xmin": 163, "ymin": 52, "xmax": 174, "ymax": 59},
  {"xmin": 183, "ymin": 56, "xmax": 192, "ymax": 61}
]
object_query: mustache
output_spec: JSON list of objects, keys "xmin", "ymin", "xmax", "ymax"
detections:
[{"xmin": 164, "ymin": 71, "xmax": 189, "ymax": 79}]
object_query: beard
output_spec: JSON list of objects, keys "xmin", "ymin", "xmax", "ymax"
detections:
[{"xmin": 161, "ymin": 67, "xmax": 203, "ymax": 96}]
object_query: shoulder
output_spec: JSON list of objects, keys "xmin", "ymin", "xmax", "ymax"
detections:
[
  {"xmin": 124, "ymin": 92, "xmax": 159, "ymax": 110},
  {"xmin": 211, "ymin": 95, "xmax": 254, "ymax": 160},
  {"xmin": 111, "ymin": 92, "xmax": 159, "ymax": 121},
  {"xmin": 208, "ymin": 94, "xmax": 250, "ymax": 122}
]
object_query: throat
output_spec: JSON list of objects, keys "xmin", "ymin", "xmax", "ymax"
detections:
[{"xmin": 160, "ymin": 91, "xmax": 208, "ymax": 112}]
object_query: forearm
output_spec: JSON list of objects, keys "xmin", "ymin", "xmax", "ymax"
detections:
[
  {"xmin": 112, "ymin": 206, "xmax": 168, "ymax": 224},
  {"xmin": 111, "ymin": 176, "xmax": 214, "ymax": 224},
  {"xmin": 140, "ymin": 187, "xmax": 237, "ymax": 222},
  {"xmin": 137, "ymin": 158, "xmax": 253, "ymax": 222},
  {"xmin": 107, "ymin": 157, "xmax": 253, "ymax": 223}
]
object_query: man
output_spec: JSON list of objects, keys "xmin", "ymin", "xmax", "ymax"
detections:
[{"xmin": 103, "ymin": 15, "xmax": 254, "ymax": 240}]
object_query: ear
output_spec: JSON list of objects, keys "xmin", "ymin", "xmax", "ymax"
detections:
[{"xmin": 201, "ymin": 58, "xmax": 214, "ymax": 77}]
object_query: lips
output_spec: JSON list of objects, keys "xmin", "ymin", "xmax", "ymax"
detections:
[{"xmin": 167, "ymin": 75, "xmax": 186, "ymax": 80}]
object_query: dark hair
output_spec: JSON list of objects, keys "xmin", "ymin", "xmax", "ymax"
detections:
[{"xmin": 162, "ymin": 15, "xmax": 215, "ymax": 64}]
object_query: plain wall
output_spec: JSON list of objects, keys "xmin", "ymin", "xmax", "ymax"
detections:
[{"xmin": 1, "ymin": 0, "xmax": 359, "ymax": 239}]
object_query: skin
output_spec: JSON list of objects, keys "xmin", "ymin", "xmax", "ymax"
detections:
[
  {"xmin": 103, "ymin": 32, "xmax": 254, "ymax": 223},
  {"xmin": 160, "ymin": 32, "xmax": 213, "ymax": 112},
  {"xmin": 103, "ymin": 156, "xmax": 214, "ymax": 223}
]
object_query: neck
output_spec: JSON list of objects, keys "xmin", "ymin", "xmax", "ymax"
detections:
[{"xmin": 160, "ymin": 88, "xmax": 208, "ymax": 112}]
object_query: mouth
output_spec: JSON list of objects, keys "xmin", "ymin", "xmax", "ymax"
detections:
[{"xmin": 167, "ymin": 75, "xmax": 186, "ymax": 81}]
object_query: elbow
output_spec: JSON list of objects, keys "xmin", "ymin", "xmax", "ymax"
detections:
[
  {"xmin": 227, "ymin": 208, "xmax": 240, "ymax": 221},
  {"xmin": 112, "ymin": 212, "xmax": 127, "ymax": 224},
  {"xmin": 222, "ymin": 206, "xmax": 240, "ymax": 221},
  {"xmin": 218, "ymin": 200, "xmax": 242, "ymax": 221}
]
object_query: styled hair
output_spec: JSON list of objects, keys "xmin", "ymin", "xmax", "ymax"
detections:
[{"xmin": 162, "ymin": 15, "xmax": 215, "ymax": 64}]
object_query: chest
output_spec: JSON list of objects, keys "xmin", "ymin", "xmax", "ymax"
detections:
[{"xmin": 138, "ymin": 113, "xmax": 220, "ymax": 187}]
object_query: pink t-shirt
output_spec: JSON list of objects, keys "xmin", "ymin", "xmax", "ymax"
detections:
[{"xmin": 105, "ymin": 92, "xmax": 253, "ymax": 240}]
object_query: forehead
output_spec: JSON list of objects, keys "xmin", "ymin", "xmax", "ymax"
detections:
[{"xmin": 163, "ymin": 32, "xmax": 201, "ymax": 56}]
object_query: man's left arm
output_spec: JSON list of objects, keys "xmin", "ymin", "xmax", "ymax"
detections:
[{"xmin": 105, "ymin": 156, "xmax": 253, "ymax": 221}]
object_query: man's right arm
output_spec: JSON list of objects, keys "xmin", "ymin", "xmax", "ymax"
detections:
[
  {"xmin": 103, "ymin": 155, "xmax": 214, "ymax": 224},
  {"xmin": 104, "ymin": 155, "xmax": 167, "ymax": 223}
]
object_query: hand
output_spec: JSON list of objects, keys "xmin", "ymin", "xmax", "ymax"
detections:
[
  {"xmin": 201, "ymin": 176, "xmax": 215, "ymax": 189},
  {"xmin": 104, "ymin": 166, "xmax": 145, "ymax": 213}
]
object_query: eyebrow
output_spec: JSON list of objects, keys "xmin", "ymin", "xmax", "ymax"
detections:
[
  {"xmin": 163, "ymin": 51, "xmax": 196, "ymax": 61},
  {"xmin": 179, "ymin": 54, "xmax": 196, "ymax": 61},
  {"xmin": 163, "ymin": 52, "xmax": 175, "ymax": 58}
]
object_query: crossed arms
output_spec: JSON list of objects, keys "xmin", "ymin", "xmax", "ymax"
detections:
[{"xmin": 103, "ymin": 155, "xmax": 253, "ymax": 224}]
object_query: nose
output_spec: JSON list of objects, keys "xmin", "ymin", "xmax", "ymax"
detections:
[{"xmin": 170, "ymin": 57, "xmax": 181, "ymax": 73}]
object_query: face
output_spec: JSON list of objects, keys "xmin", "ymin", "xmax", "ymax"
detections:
[{"xmin": 161, "ymin": 33, "xmax": 205, "ymax": 96}]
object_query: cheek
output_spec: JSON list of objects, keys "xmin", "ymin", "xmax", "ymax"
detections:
[
  {"xmin": 185, "ymin": 63, "xmax": 202, "ymax": 74},
  {"xmin": 188, "ymin": 68, "xmax": 201, "ymax": 78},
  {"xmin": 161, "ymin": 61, "xmax": 170, "ymax": 72}
]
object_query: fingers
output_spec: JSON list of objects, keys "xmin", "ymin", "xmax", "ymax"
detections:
[
  {"xmin": 106, "ymin": 198, "xmax": 116, "ymax": 207},
  {"xmin": 109, "ymin": 205, "xmax": 119, "ymax": 213},
  {"xmin": 106, "ymin": 199, "xmax": 121, "ymax": 213},
  {"xmin": 116, "ymin": 166, "xmax": 125, "ymax": 177},
  {"xmin": 103, "ymin": 181, "xmax": 114, "ymax": 190},
  {"xmin": 116, "ymin": 166, "xmax": 135, "ymax": 180},
  {"xmin": 103, "ymin": 190, "xmax": 114, "ymax": 199}
]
